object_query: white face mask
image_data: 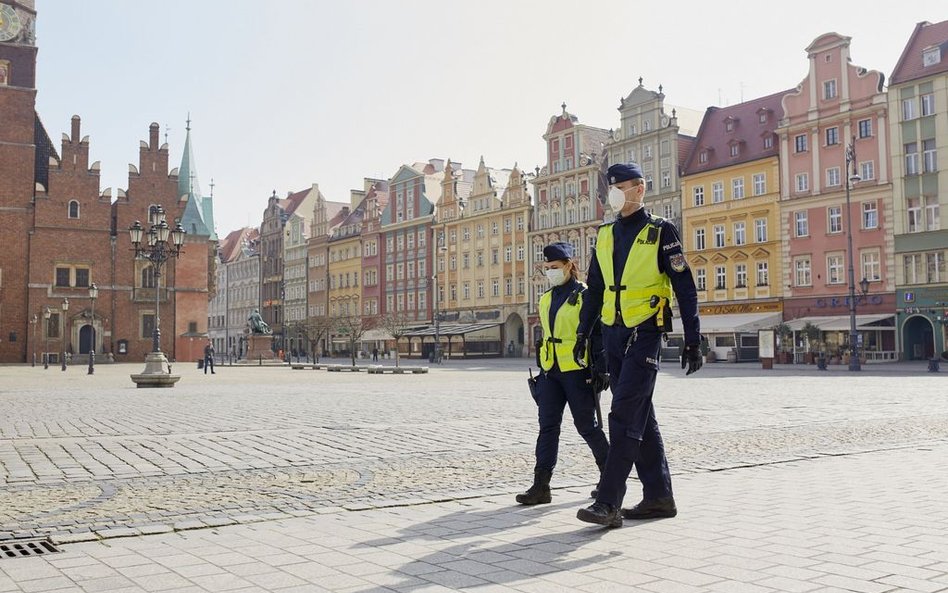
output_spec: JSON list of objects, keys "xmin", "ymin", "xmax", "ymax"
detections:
[
  {"xmin": 545, "ymin": 267, "xmax": 567, "ymax": 286},
  {"xmin": 608, "ymin": 187, "xmax": 627, "ymax": 211}
]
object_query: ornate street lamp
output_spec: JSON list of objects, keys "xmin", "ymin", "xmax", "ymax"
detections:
[
  {"xmin": 88, "ymin": 283, "xmax": 98, "ymax": 375},
  {"xmin": 128, "ymin": 205, "xmax": 187, "ymax": 387},
  {"xmin": 30, "ymin": 314, "xmax": 37, "ymax": 367},
  {"xmin": 844, "ymin": 138, "xmax": 863, "ymax": 371},
  {"xmin": 61, "ymin": 298, "xmax": 69, "ymax": 371},
  {"xmin": 43, "ymin": 306, "xmax": 51, "ymax": 370}
]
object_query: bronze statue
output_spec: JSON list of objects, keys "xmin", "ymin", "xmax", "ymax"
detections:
[{"xmin": 248, "ymin": 309, "xmax": 273, "ymax": 335}]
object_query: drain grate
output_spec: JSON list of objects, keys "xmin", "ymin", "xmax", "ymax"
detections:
[{"xmin": 0, "ymin": 539, "xmax": 61, "ymax": 559}]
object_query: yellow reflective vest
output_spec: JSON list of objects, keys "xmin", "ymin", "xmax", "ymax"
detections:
[
  {"xmin": 538, "ymin": 285, "xmax": 587, "ymax": 372},
  {"xmin": 595, "ymin": 217, "xmax": 672, "ymax": 328}
]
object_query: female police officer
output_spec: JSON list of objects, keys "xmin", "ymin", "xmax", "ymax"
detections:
[
  {"xmin": 574, "ymin": 162, "xmax": 703, "ymax": 527},
  {"xmin": 516, "ymin": 241, "xmax": 610, "ymax": 505}
]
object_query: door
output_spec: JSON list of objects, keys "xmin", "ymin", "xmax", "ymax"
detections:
[{"xmin": 78, "ymin": 324, "xmax": 95, "ymax": 354}]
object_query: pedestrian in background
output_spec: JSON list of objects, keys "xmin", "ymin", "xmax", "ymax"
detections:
[
  {"xmin": 575, "ymin": 162, "xmax": 702, "ymax": 528},
  {"xmin": 516, "ymin": 242, "xmax": 609, "ymax": 506},
  {"xmin": 203, "ymin": 341, "xmax": 216, "ymax": 375}
]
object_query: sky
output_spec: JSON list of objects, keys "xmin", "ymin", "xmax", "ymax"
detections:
[{"xmin": 34, "ymin": 0, "xmax": 940, "ymax": 236}]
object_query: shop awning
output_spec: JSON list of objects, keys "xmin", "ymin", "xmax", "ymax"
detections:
[
  {"xmin": 671, "ymin": 312, "xmax": 782, "ymax": 335},
  {"xmin": 361, "ymin": 329, "xmax": 396, "ymax": 341},
  {"xmin": 785, "ymin": 314, "xmax": 895, "ymax": 332},
  {"xmin": 402, "ymin": 322, "xmax": 502, "ymax": 337}
]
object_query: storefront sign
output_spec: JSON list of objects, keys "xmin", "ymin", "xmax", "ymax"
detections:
[
  {"xmin": 815, "ymin": 295, "xmax": 884, "ymax": 308},
  {"xmin": 699, "ymin": 301, "xmax": 782, "ymax": 316}
]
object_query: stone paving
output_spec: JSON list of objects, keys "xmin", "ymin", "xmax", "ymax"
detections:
[{"xmin": 0, "ymin": 360, "xmax": 946, "ymax": 591}]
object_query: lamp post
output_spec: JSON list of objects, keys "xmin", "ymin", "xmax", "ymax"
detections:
[
  {"xmin": 128, "ymin": 205, "xmax": 186, "ymax": 387},
  {"xmin": 43, "ymin": 306, "xmax": 50, "ymax": 370},
  {"xmin": 87, "ymin": 283, "xmax": 98, "ymax": 375},
  {"xmin": 61, "ymin": 298, "xmax": 69, "ymax": 371},
  {"xmin": 844, "ymin": 138, "xmax": 863, "ymax": 371},
  {"xmin": 30, "ymin": 314, "xmax": 37, "ymax": 367}
]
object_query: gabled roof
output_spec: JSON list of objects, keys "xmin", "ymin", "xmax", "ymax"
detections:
[
  {"xmin": 891, "ymin": 20, "xmax": 948, "ymax": 85},
  {"xmin": 218, "ymin": 227, "xmax": 255, "ymax": 263},
  {"xmin": 677, "ymin": 135, "xmax": 696, "ymax": 174},
  {"xmin": 681, "ymin": 89, "xmax": 789, "ymax": 176},
  {"xmin": 283, "ymin": 187, "xmax": 311, "ymax": 217}
]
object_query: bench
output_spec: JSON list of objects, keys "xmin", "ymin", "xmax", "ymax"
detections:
[{"xmin": 366, "ymin": 365, "xmax": 429, "ymax": 374}]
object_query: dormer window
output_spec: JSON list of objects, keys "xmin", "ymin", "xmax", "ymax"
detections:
[
  {"xmin": 923, "ymin": 46, "xmax": 941, "ymax": 67},
  {"xmin": 730, "ymin": 144, "xmax": 739, "ymax": 157},
  {"xmin": 68, "ymin": 200, "xmax": 80, "ymax": 219},
  {"xmin": 724, "ymin": 117, "xmax": 737, "ymax": 132},
  {"xmin": 699, "ymin": 151, "xmax": 708, "ymax": 164}
]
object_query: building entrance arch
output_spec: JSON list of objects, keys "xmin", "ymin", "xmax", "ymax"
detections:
[
  {"xmin": 503, "ymin": 313, "xmax": 525, "ymax": 357},
  {"xmin": 78, "ymin": 324, "xmax": 95, "ymax": 354},
  {"xmin": 902, "ymin": 315, "xmax": 935, "ymax": 360}
]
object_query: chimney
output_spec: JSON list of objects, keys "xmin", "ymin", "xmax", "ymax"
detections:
[
  {"xmin": 71, "ymin": 115, "xmax": 81, "ymax": 143},
  {"xmin": 149, "ymin": 122, "xmax": 160, "ymax": 149}
]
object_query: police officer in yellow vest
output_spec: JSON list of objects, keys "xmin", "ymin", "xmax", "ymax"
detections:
[
  {"xmin": 516, "ymin": 241, "xmax": 610, "ymax": 505},
  {"xmin": 575, "ymin": 162, "xmax": 703, "ymax": 527}
]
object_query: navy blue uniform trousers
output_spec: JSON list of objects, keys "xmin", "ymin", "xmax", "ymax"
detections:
[
  {"xmin": 534, "ymin": 368, "xmax": 609, "ymax": 473},
  {"xmin": 596, "ymin": 324, "xmax": 673, "ymax": 508}
]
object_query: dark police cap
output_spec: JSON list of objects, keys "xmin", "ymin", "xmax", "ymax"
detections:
[
  {"xmin": 607, "ymin": 162, "xmax": 644, "ymax": 184},
  {"xmin": 543, "ymin": 241, "xmax": 574, "ymax": 262}
]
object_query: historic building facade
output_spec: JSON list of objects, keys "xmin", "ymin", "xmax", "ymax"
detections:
[
  {"xmin": 435, "ymin": 158, "xmax": 533, "ymax": 357},
  {"xmin": 282, "ymin": 185, "xmax": 322, "ymax": 356},
  {"xmin": 777, "ymin": 33, "xmax": 897, "ymax": 362},
  {"xmin": 527, "ymin": 105, "xmax": 610, "ymax": 351},
  {"xmin": 680, "ymin": 91, "xmax": 788, "ymax": 360},
  {"xmin": 326, "ymin": 191, "xmax": 367, "ymax": 354},
  {"xmin": 209, "ymin": 227, "xmax": 258, "ymax": 360},
  {"xmin": 305, "ymin": 189, "xmax": 348, "ymax": 356},
  {"xmin": 889, "ymin": 19, "xmax": 948, "ymax": 361}
]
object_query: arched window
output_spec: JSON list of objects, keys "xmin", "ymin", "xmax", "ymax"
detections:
[{"xmin": 68, "ymin": 200, "xmax": 80, "ymax": 219}]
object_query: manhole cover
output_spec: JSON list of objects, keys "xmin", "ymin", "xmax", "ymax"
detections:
[{"xmin": 0, "ymin": 539, "xmax": 61, "ymax": 559}]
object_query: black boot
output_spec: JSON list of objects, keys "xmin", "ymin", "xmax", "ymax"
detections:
[
  {"xmin": 576, "ymin": 501, "xmax": 622, "ymax": 527},
  {"xmin": 516, "ymin": 469, "xmax": 552, "ymax": 505},
  {"xmin": 590, "ymin": 462, "xmax": 605, "ymax": 499}
]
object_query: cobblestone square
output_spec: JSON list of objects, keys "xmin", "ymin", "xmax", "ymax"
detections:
[{"xmin": 1, "ymin": 361, "xmax": 946, "ymax": 591}]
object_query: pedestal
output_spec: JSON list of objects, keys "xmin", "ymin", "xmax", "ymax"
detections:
[
  {"xmin": 243, "ymin": 334, "xmax": 278, "ymax": 363},
  {"xmin": 130, "ymin": 351, "xmax": 181, "ymax": 388}
]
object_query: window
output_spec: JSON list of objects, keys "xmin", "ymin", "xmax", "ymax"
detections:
[
  {"xmin": 463, "ymin": 227, "xmax": 470, "ymax": 241},
  {"xmin": 905, "ymin": 142, "xmax": 920, "ymax": 174},
  {"xmin": 693, "ymin": 186, "xmax": 704, "ymax": 206},
  {"xmin": 715, "ymin": 266, "xmax": 726, "ymax": 290},
  {"xmin": 794, "ymin": 257, "xmax": 812, "ymax": 286},
  {"xmin": 827, "ymin": 254, "xmax": 844, "ymax": 284},
  {"xmin": 491, "ymin": 249, "xmax": 498, "ymax": 265},
  {"xmin": 730, "ymin": 144, "xmax": 739, "ymax": 157},
  {"xmin": 902, "ymin": 97, "xmax": 917, "ymax": 121},
  {"xmin": 645, "ymin": 175, "xmax": 653, "ymax": 191},
  {"xmin": 68, "ymin": 200, "xmax": 80, "ymax": 219},
  {"xmin": 826, "ymin": 167, "xmax": 841, "ymax": 187},
  {"xmin": 694, "ymin": 228, "xmax": 706, "ymax": 251},
  {"xmin": 734, "ymin": 221, "xmax": 746, "ymax": 246},
  {"xmin": 921, "ymin": 93, "xmax": 935, "ymax": 117},
  {"xmin": 46, "ymin": 312, "xmax": 61, "ymax": 339},
  {"xmin": 477, "ymin": 225, "xmax": 484, "ymax": 238},
  {"xmin": 661, "ymin": 171, "xmax": 671, "ymax": 188},
  {"xmin": 141, "ymin": 313, "xmax": 155, "ymax": 340},
  {"xmin": 823, "ymin": 80, "xmax": 837, "ymax": 99},
  {"xmin": 505, "ymin": 278, "xmax": 512, "ymax": 296},
  {"xmin": 663, "ymin": 203, "xmax": 673, "ymax": 220},
  {"xmin": 907, "ymin": 197, "xmax": 922, "ymax": 232},
  {"xmin": 713, "ymin": 225, "xmax": 725, "ymax": 248},
  {"xmin": 756, "ymin": 262, "xmax": 769, "ymax": 286},
  {"xmin": 449, "ymin": 255, "xmax": 457, "ymax": 270},
  {"xmin": 476, "ymin": 251, "xmax": 484, "ymax": 267},
  {"xmin": 462, "ymin": 283, "xmax": 470, "ymax": 300},
  {"xmin": 517, "ymin": 245, "xmax": 525, "ymax": 261},
  {"xmin": 858, "ymin": 119, "xmax": 872, "ymax": 139},
  {"xmin": 695, "ymin": 268, "xmax": 707, "ymax": 290},
  {"xmin": 462, "ymin": 254, "xmax": 469, "ymax": 269},
  {"xmin": 712, "ymin": 182, "xmax": 724, "ymax": 203},
  {"xmin": 861, "ymin": 250, "xmax": 881, "ymax": 281},
  {"xmin": 55, "ymin": 267, "xmax": 70, "ymax": 287},
  {"xmin": 795, "ymin": 173, "xmax": 809, "ymax": 193},
  {"xmin": 450, "ymin": 285, "xmax": 457, "ymax": 301},
  {"xmin": 396, "ymin": 263, "xmax": 404, "ymax": 280},
  {"xmin": 795, "ymin": 211, "xmax": 809, "ymax": 237},
  {"xmin": 925, "ymin": 195, "xmax": 940, "ymax": 230},
  {"xmin": 763, "ymin": 135, "xmax": 774, "ymax": 149},
  {"xmin": 904, "ymin": 253, "xmax": 923, "ymax": 284},
  {"xmin": 699, "ymin": 151, "xmax": 708, "ymax": 164},
  {"xmin": 923, "ymin": 139, "xmax": 937, "ymax": 173},
  {"xmin": 504, "ymin": 218, "xmax": 512, "ymax": 233},
  {"xmin": 860, "ymin": 161, "xmax": 875, "ymax": 181},
  {"xmin": 491, "ymin": 221, "xmax": 499, "ymax": 235},
  {"xmin": 75, "ymin": 268, "xmax": 89, "ymax": 287},
  {"xmin": 732, "ymin": 178, "xmax": 744, "ymax": 199},
  {"xmin": 826, "ymin": 127, "xmax": 839, "ymax": 146},
  {"xmin": 518, "ymin": 278, "xmax": 525, "ymax": 295},
  {"xmin": 794, "ymin": 134, "xmax": 808, "ymax": 153},
  {"xmin": 476, "ymin": 280, "xmax": 484, "ymax": 298},
  {"xmin": 735, "ymin": 263, "xmax": 747, "ymax": 288},
  {"xmin": 927, "ymin": 252, "xmax": 945, "ymax": 283},
  {"xmin": 504, "ymin": 246, "xmax": 512, "ymax": 262},
  {"xmin": 753, "ymin": 173, "xmax": 765, "ymax": 196},
  {"xmin": 828, "ymin": 206, "xmax": 842, "ymax": 233},
  {"xmin": 862, "ymin": 201, "xmax": 878, "ymax": 229}
]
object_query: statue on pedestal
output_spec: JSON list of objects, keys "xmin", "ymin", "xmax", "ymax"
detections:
[{"xmin": 248, "ymin": 309, "xmax": 272, "ymax": 335}]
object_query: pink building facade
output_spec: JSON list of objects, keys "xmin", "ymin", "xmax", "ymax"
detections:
[{"xmin": 777, "ymin": 33, "xmax": 897, "ymax": 358}]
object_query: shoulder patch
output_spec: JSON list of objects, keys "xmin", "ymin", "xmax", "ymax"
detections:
[{"xmin": 669, "ymin": 253, "xmax": 688, "ymax": 273}]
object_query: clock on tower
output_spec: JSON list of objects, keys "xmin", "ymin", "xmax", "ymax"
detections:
[{"xmin": 0, "ymin": 3, "xmax": 22, "ymax": 42}]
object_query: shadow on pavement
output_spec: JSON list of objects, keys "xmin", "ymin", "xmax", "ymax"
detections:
[{"xmin": 352, "ymin": 499, "xmax": 635, "ymax": 592}]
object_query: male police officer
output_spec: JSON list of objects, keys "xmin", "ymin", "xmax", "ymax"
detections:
[{"xmin": 574, "ymin": 162, "xmax": 702, "ymax": 527}]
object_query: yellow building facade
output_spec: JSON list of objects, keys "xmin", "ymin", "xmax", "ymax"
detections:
[
  {"xmin": 326, "ymin": 197, "xmax": 366, "ymax": 355},
  {"xmin": 435, "ymin": 159, "xmax": 533, "ymax": 356},
  {"xmin": 680, "ymin": 92, "xmax": 788, "ymax": 360}
]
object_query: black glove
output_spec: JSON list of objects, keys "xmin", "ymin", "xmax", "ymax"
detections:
[
  {"xmin": 534, "ymin": 339, "xmax": 543, "ymax": 368},
  {"xmin": 590, "ymin": 371, "xmax": 610, "ymax": 393},
  {"xmin": 681, "ymin": 343, "xmax": 703, "ymax": 376},
  {"xmin": 573, "ymin": 334, "xmax": 587, "ymax": 367}
]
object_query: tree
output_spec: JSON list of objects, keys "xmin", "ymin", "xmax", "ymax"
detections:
[
  {"xmin": 774, "ymin": 322, "xmax": 793, "ymax": 354},
  {"xmin": 378, "ymin": 311, "xmax": 416, "ymax": 367},
  {"xmin": 801, "ymin": 322, "xmax": 822, "ymax": 354},
  {"xmin": 301, "ymin": 316, "xmax": 334, "ymax": 362},
  {"xmin": 335, "ymin": 314, "xmax": 377, "ymax": 367}
]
